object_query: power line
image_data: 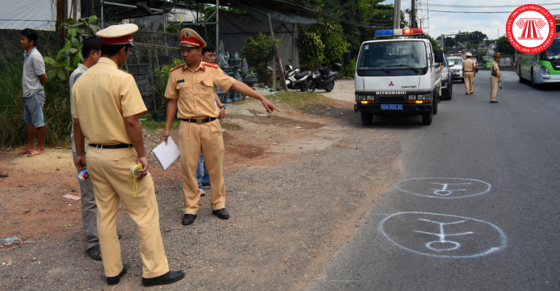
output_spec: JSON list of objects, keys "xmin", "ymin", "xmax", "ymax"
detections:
[
  {"xmin": 428, "ymin": 8, "xmax": 560, "ymax": 13},
  {"xmin": 418, "ymin": 2, "xmax": 560, "ymax": 8}
]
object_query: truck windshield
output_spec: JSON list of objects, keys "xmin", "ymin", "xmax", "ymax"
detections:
[{"xmin": 357, "ymin": 41, "xmax": 427, "ymax": 70}]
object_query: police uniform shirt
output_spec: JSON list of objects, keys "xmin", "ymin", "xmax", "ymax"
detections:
[
  {"xmin": 164, "ymin": 61, "xmax": 235, "ymax": 119},
  {"xmin": 463, "ymin": 59, "xmax": 475, "ymax": 72},
  {"xmin": 491, "ymin": 62, "xmax": 500, "ymax": 77},
  {"xmin": 72, "ymin": 57, "xmax": 147, "ymax": 144}
]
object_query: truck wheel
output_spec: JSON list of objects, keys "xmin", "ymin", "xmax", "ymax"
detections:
[
  {"xmin": 361, "ymin": 112, "xmax": 373, "ymax": 126},
  {"xmin": 422, "ymin": 112, "xmax": 433, "ymax": 125},
  {"xmin": 446, "ymin": 82, "xmax": 453, "ymax": 100}
]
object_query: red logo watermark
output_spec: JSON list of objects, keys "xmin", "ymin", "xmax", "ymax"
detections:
[
  {"xmin": 506, "ymin": 4, "xmax": 556, "ymax": 54},
  {"xmin": 507, "ymin": 4, "xmax": 555, "ymax": 54}
]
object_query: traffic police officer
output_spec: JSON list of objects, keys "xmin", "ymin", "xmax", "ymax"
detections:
[
  {"xmin": 490, "ymin": 53, "xmax": 501, "ymax": 103},
  {"xmin": 160, "ymin": 28, "xmax": 279, "ymax": 226},
  {"xmin": 72, "ymin": 23, "xmax": 184, "ymax": 287},
  {"xmin": 463, "ymin": 52, "xmax": 476, "ymax": 94}
]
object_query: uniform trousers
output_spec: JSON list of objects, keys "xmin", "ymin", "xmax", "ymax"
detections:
[
  {"xmin": 179, "ymin": 119, "xmax": 225, "ymax": 215},
  {"xmin": 464, "ymin": 72, "xmax": 474, "ymax": 94},
  {"xmin": 72, "ymin": 151, "xmax": 99, "ymax": 251},
  {"xmin": 490, "ymin": 76, "xmax": 499, "ymax": 101},
  {"xmin": 86, "ymin": 147, "xmax": 169, "ymax": 278}
]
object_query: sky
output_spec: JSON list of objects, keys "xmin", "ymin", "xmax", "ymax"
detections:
[{"xmin": 381, "ymin": 0, "xmax": 560, "ymax": 42}]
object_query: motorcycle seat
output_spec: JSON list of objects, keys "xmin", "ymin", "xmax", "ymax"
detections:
[
  {"xmin": 327, "ymin": 71, "xmax": 338, "ymax": 78},
  {"xmin": 295, "ymin": 71, "xmax": 310, "ymax": 79}
]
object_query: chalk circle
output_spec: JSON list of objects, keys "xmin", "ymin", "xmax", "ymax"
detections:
[
  {"xmin": 379, "ymin": 212, "xmax": 507, "ymax": 258},
  {"xmin": 396, "ymin": 177, "xmax": 492, "ymax": 199}
]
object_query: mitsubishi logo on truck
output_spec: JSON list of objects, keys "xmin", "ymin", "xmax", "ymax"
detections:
[{"xmin": 389, "ymin": 82, "xmax": 394, "ymax": 86}]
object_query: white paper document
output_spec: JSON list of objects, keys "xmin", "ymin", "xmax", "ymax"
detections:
[{"xmin": 151, "ymin": 136, "xmax": 181, "ymax": 171}]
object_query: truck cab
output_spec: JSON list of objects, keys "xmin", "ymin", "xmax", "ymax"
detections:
[{"xmin": 354, "ymin": 28, "xmax": 444, "ymax": 125}]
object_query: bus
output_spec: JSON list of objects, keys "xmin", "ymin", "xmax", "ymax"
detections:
[{"xmin": 517, "ymin": 16, "xmax": 560, "ymax": 86}]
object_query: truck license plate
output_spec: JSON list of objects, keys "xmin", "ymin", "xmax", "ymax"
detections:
[{"xmin": 381, "ymin": 104, "xmax": 403, "ymax": 110}]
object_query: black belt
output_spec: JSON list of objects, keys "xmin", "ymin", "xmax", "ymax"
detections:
[
  {"xmin": 179, "ymin": 117, "xmax": 217, "ymax": 124},
  {"xmin": 464, "ymin": 71, "xmax": 473, "ymax": 72},
  {"xmin": 491, "ymin": 74, "xmax": 498, "ymax": 77},
  {"xmin": 89, "ymin": 143, "xmax": 133, "ymax": 149}
]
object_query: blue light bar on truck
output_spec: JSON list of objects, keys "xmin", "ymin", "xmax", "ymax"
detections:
[{"xmin": 374, "ymin": 28, "xmax": 423, "ymax": 37}]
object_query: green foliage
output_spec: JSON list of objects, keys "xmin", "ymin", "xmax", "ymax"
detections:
[
  {"xmin": 298, "ymin": 21, "xmax": 349, "ymax": 70},
  {"xmin": 298, "ymin": 28, "xmax": 325, "ymax": 69},
  {"xmin": 43, "ymin": 16, "xmax": 100, "ymax": 82},
  {"xmin": 422, "ymin": 34, "xmax": 440, "ymax": 50},
  {"xmin": 455, "ymin": 31, "xmax": 487, "ymax": 45},
  {"xmin": 341, "ymin": 58, "xmax": 356, "ymax": 78},
  {"xmin": 153, "ymin": 58, "xmax": 184, "ymax": 110},
  {"xmin": 242, "ymin": 32, "xmax": 280, "ymax": 84},
  {"xmin": 496, "ymin": 35, "xmax": 515, "ymax": 55}
]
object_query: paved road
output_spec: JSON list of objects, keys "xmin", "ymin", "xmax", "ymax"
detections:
[{"xmin": 308, "ymin": 71, "xmax": 560, "ymax": 290}]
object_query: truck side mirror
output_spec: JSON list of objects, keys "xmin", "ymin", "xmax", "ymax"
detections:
[
  {"xmin": 434, "ymin": 50, "xmax": 444, "ymax": 63},
  {"xmin": 343, "ymin": 52, "xmax": 351, "ymax": 66}
]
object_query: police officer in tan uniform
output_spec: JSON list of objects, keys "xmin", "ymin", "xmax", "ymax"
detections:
[
  {"xmin": 490, "ymin": 53, "xmax": 501, "ymax": 103},
  {"xmin": 160, "ymin": 29, "xmax": 279, "ymax": 226},
  {"xmin": 463, "ymin": 52, "xmax": 476, "ymax": 94},
  {"xmin": 72, "ymin": 24, "xmax": 184, "ymax": 287}
]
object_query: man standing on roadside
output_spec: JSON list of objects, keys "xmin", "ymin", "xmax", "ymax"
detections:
[
  {"xmin": 69, "ymin": 36, "xmax": 102, "ymax": 261},
  {"xmin": 462, "ymin": 52, "xmax": 476, "ymax": 95},
  {"xmin": 160, "ymin": 28, "xmax": 279, "ymax": 226},
  {"xmin": 72, "ymin": 23, "xmax": 184, "ymax": 287},
  {"xmin": 19, "ymin": 28, "xmax": 47, "ymax": 157},
  {"xmin": 490, "ymin": 53, "xmax": 501, "ymax": 103}
]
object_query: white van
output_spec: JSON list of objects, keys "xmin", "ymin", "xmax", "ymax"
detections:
[{"xmin": 354, "ymin": 28, "xmax": 444, "ymax": 125}]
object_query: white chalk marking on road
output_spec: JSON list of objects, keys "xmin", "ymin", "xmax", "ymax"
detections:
[
  {"xmin": 396, "ymin": 177, "xmax": 492, "ymax": 199},
  {"xmin": 379, "ymin": 212, "xmax": 507, "ymax": 258}
]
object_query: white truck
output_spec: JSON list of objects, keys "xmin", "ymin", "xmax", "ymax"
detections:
[{"xmin": 354, "ymin": 28, "xmax": 444, "ymax": 125}]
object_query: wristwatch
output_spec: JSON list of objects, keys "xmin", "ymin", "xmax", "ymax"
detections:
[{"xmin": 219, "ymin": 105, "xmax": 225, "ymax": 110}]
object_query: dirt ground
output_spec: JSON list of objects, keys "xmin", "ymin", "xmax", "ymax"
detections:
[{"xmin": 0, "ymin": 88, "xmax": 403, "ymax": 290}]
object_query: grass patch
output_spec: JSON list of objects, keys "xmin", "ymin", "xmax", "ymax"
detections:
[
  {"xmin": 221, "ymin": 120, "xmax": 241, "ymax": 130},
  {"xmin": 268, "ymin": 91, "xmax": 338, "ymax": 114},
  {"xmin": 140, "ymin": 116, "xmax": 180, "ymax": 131}
]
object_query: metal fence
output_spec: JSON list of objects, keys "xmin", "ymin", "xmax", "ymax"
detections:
[{"xmin": 124, "ymin": 30, "xmax": 182, "ymax": 111}]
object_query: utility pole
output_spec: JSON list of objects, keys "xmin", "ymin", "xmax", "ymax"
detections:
[
  {"xmin": 411, "ymin": 0, "xmax": 416, "ymax": 28},
  {"xmin": 393, "ymin": 0, "xmax": 401, "ymax": 29}
]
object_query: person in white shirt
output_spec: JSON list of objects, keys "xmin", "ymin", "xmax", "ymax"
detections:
[{"xmin": 69, "ymin": 36, "xmax": 103, "ymax": 260}]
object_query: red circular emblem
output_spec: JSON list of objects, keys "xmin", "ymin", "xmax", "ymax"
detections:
[{"xmin": 507, "ymin": 4, "xmax": 555, "ymax": 54}]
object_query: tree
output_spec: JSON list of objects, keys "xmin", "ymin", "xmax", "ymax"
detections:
[
  {"xmin": 496, "ymin": 35, "xmax": 515, "ymax": 55},
  {"xmin": 422, "ymin": 34, "xmax": 440, "ymax": 50}
]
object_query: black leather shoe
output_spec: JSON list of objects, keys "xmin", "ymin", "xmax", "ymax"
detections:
[
  {"xmin": 182, "ymin": 214, "xmax": 196, "ymax": 225},
  {"xmin": 490, "ymin": 100, "xmax": 499, "ymax": 103},
  {"xmin": 107, "ymin": 264, "xmax": 127, "ymax": 285},
  {"xmin": 142, "ymin": 270, "xmax": 185, "ymax": 287},
  {"xmin": 213, "ymin": 208, "xmax": 230, "ymax": 220}
]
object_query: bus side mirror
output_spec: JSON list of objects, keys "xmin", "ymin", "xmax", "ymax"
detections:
[
  {"xmin": 343, "ymin": 52, "xmax": 351, "ymax": 66},
  {"xmin": 435, "ymin": 50, "xmax": 444, "ymax": 63}
]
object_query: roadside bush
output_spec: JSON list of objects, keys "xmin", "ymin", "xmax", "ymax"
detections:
[
  {"xmin": 242, "ymin": 32, "xmax": 280, "ymax": 85},
  {"xmin": 153, "ymin": 58, "xmax": 183, "ymax": 110}
]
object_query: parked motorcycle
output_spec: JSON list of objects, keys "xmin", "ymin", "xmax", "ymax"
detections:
[
  {"xmin": 283, "ymin": 64, "xmax": 312, "ymax": 92},
  {"xmin": 307, "ymin": 63, "xmax": 342, "ymax": 93}
]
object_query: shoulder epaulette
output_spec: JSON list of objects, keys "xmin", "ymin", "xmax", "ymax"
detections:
[
  {"xmin": 205, "ymin": 63, "xmax": 219, "ymax": 68},
  {"xmin": 170, "ymin": 64, "xmax": 183, "ymax": 72}
]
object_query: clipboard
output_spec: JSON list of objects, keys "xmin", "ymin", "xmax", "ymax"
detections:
[{"xmin": 151, "ymin": 136, "xmax": 181, "ymax": 170}]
